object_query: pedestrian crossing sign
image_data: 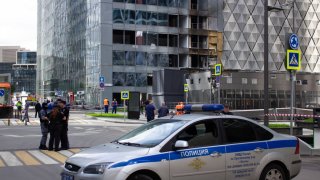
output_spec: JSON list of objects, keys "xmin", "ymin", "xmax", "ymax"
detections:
[
  {"xmin": 121, "ymin": 91, "xmax": 129, "ymax": 100},
  {"xmin": 286, "ymin": 50, "xmax": 301, "ymax": 71},
  {"xmin": 214, "ymin": 64, "xmax": 222, "ymax": 76}
]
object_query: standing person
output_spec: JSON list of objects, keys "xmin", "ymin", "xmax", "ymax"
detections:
[
  {"xmin": 38, "ymin": 102, "xmax": 49, "ymax": 150},
  {"xmin": 35, "ymin": 101, "xmax": 42, "ymax": 118},
  {"xmin": 222, "ymin": 104, "xmax": 233, "ymax": 115},
  {"xmin": 48, "ymin": 102, "xmax": 64, "ymax": 151},
  {"xmin": 103, "ymin": 98, "xmax": 109, "ymax": 113},
  {"xmin": 145, "ymin": 100, "xmax": 156, "ymax": 122},
  {"xmin": 158, "ymin": 102, "xmax": 169, "ymax": 118},
  {"xmin": 16, "ymin": 101, "xmax": 22, "ymax": 119},
  {"xmin": 112, "ymin": 99, "xmax": 118, "ymax": 114},
  {"xmin": 22, "ymin": 101, "xmax": 30, "ymax": 125},
  {"xmin": 60, "ymin": 100, "xmax": 70, "ymax": 150}
]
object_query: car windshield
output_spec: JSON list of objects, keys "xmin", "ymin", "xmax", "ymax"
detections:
[{"xmin": 114, "ymin": 119, "xmax": 187, "ymax": 148}]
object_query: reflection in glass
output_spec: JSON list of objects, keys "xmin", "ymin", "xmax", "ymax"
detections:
[
  {"xmin": 158, "ymin": 0, "xmax": 167, "ymax": 6},
  {"xmin": 136, "ymin": 31, "xmax": 146, "ymax": 45},
  {"xmin": 158, "ymin": 54, "xmax": 169, "ymax": 67},
  {"xmin": 147, "ymin": 53, "xmax": 157, "ymax": 66},
  {"xmin": 158, "ymin": 13, "xmax": 168, "ymax": 26},
  {"xmin": 158, "ymin": 34, "xmax": 168, "ymax": 46},
  {"xmin": 125, "ymin": 0, "xmax": 136, "ymax": 3},
  {"xmin": 146, "ymin": 32, "xmax": 157, "ymax": 46},
  {"xmin": 113, "ymin": 72, "xmax": 126, "ymax": 86},
  {"xmin": 136, "ymin": 11, "xmax": 147, "ymax": 25},
  {"xmin": 126, "ymin": 73, "xmax": 136, "ymax": 86},
  {"xmin": 113, "ymin": 9, "xmax": 124, "ymax": 24},
  {"xmin": 147, "ymin": 0, "xmax": 157, "ymax": 5},
  {"xmin": 136, "ymin": 52, "xmax": 146, "ymax": 65},
  {"xmin": 136, "ymin": 73, "xmax": 147, "ymax": 87},
  {"xmin": 136, "ymin": 0, "xmax": 146, "ymax": 4},
  {"xmin": 147, "ymin": 12, "xmax": 158, "ymax": 26},
  {"xmin": 169, "ymin": 34, "xmax": 178, "ymax": 47},
  {"xmin": 125, "ymin": 51, "xmax": 135, "ymax": 66},
  {"xmin": 168, "ymin": 0, "xmax": 178, "ymax": 7},
  {"xmin": 113, "ymin": 51, "xmax": 125, "ymax": 65},
  {"xmin": 125, "ymin": 10, "xmax": 135, "ymax": 24}
]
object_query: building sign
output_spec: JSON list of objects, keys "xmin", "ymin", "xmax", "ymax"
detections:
[
  {"xmin": 286, "ymin": 50, "xmax": 301, "ymax": 71},
  {"xmin": 121, "ymin": 91, "xmax": 129, "ymax": 100}
]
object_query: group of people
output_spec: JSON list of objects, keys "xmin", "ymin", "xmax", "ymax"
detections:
[
  {"xmin": 103, "ymin": 98, "xmax": 118, "ymax": 114},
  {"xmin": 38, "ymin": 99, "xmax": 70, "ymax": 151},
  {"xmin": 143, "ymin": 100, "xmax": 169, "ymax": 122}
]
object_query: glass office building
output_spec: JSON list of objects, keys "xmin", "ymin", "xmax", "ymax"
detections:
[
  {"xmin": 37, "ymin": 0, "xmax": 223, "ymax": 105},
  {"xmin": 12, "ymin": 51, "xmax": 37, "ymax": 93}
]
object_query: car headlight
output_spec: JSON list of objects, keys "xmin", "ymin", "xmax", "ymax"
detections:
[{"xmin": 83, "ymin": 162, "xmax": 113, "ymax": 174}]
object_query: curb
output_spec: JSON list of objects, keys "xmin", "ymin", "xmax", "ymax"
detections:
[{"xmin": 84, "ymin": 115, "xmax": 146, "ymax": 125}]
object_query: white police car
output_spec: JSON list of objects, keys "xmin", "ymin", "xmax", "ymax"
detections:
[{"xmin": 61, "ymin": 104, "xmax": 301, "ymax": 180}]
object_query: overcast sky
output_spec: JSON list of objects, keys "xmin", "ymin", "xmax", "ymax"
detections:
[{"xmin": 0, "ymin": 0, "xmax": 37, "ymax": 51}]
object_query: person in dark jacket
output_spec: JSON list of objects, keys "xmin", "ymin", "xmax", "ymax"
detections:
[
  {"xmin": 158, "ymin": 103, "xmax": 169, "ymax": 118},
  {"xmin": 48, "ymin": 102, "xmax": 65, "ymax": 151},
  {"xmin": 35, "ymin": 101, "xmax": 42, "ymax": 118},
  {"xmin": 59, "ymin": 100, "xmax": 70, "ymax": 150},
  {"xmin": 145, "ymin": 101, "xmax": 156, "ymax": 122},
  {"xmin": 38, "ymin": 102, "xmax": 49, "ymax": 150}
]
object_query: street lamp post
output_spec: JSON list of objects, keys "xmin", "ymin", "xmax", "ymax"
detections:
[
  {"xmin": 264, "ymin": 1, "xmax": 291, "ymax": 126},
  {"xmin": 264, "ymin": 0, "xmax": 269, "ymax": 127}
]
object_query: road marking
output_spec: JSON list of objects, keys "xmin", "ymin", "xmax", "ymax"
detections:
[
  {"xmin": 59, "ymin": 150, "xmax": 74, "ymax": 157},
  {"xmin": 0, "ymin": 152, "xmax": 23, "ymax": 166},
  {"xmin": 41, "ymin": 150, "xmax": 67, "ymax": 163},
  {"xmin": 28, "ymin": 150, "xmax": 58, "ymax": 164},
  {"xmin": 16, "ymin": 120, "xmax": 24, "ymax": 125},
  {"xmin": 69, "ymin": 149, "xmax": 81, "ymax": 153},
  {"xmin": 15, "ymin": 151, "xmax": 41, "ymax": 166},
  {"xmin": 0, "ymin": 157, "xmax": 5, "ymax": 167}
]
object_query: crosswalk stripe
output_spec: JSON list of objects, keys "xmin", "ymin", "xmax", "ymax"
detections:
[
  {"xmin": 59, "ymin": 150, "xmax": 74, "ymax": 157},
  {"xmin": 0, "ymin": 152, "xmax": 23, "ymax": 166},
  {"xmin": 10, "ymin": 120, "xmax": 18, "ymax": 126},
  {"xmin": 69, "ymin": 149, "xmax": 81, "ymax": 153},
  {"xmin": 41, "ymin": 150, "xmax": 67, "ymax": 163},
  {"xmin": 15, "ymin": 151, "xmax": 41, "ymax": 166},
  {"xmin": 0, "ymin": 121, "xmax": 5, "ymax": 126},
  {"xmin": 0, "ymin": 157, "xmax": 5, "ymax": 167},
  {"xmin": 16, "ymin": 120, "xmax": 24, "ymax": 125},
  {"xmin": 28, "ymin": 150, "xmax": 58, "ymax": 165}
]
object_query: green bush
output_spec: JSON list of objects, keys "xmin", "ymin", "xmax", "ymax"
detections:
[
  {"xmin": 304, "ymin": 118, "xmax": 314, "ymax": 123},
  {"xmin": 86, "ymin": 113, "xmax": 126, "ymax": 118},
  {"xmin": 268, "ymin": 124, "xmax": 290, "ymax": 128}
]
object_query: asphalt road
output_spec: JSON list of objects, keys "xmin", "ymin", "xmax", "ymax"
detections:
[{"xmin": 0, "ymin": 115, "xmax": 319, "ymax": 180}]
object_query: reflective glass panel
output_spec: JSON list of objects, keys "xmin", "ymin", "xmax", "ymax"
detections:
[
  {"xmin": 126, "ymin": 73, "xmax": 136, "ymax": 86},
  {"xmin": 113, "ymin": 51, "xmax": 125, "ymax": 65},
  {"xmin": 113, "ymin": 9, "xmax": 124, "ymax": 24},
  {"xmin": 147, "ymin": 53, "xmax": 157, "ymax": 67},
  {"xmin": 136, "ymin": 52, "xmax": 146, "ymax": 65},
  {"xmin": 125, "ymin": 51, "xmax": 135, "ymax": 66},
  {"xmin": 113, "ymin": 72, "xmax": 126, "ymax": 86}
]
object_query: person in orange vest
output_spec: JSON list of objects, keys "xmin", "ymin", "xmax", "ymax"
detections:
[
  {"xmin": 176, "ymin": 102, "xmax": 184, "ymax": 115},
  {"xmin": 103, "ymin": 98, "xmax": 109, "ymax": 113}
]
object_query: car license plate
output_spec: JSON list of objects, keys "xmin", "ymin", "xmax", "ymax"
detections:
[{"xmin": 61, "ymin": 173, "xmax": 74, "ymax": 180}]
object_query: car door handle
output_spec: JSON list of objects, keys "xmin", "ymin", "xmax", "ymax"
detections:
[
  {"xmin": 254, "ymin": 147, "xmax": 264, "ymax": 153},
  {"xmin": 210, "ymin": 152, "xmax": 221, "ymax": 158}
]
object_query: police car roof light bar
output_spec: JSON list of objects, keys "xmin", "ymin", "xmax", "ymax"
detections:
[{"xmin": 184, "ymin": 104, "xmax": 224, "ymax": 112}]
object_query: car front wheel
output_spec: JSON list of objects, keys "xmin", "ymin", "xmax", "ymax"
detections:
[
  {"xmin": 128, "ymin": 174, "xmax": 154, "ymax": 180},
  {"xmin": 259, "ymin": 163, "xmax": 288, "ymax": 180}
]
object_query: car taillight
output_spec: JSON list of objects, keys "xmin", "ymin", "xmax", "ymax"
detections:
[{"xmin": 295, "ymin": 138, "xmax": 300, "ymax": 154}]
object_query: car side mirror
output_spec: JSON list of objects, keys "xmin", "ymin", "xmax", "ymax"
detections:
[{"xmin": 174, "ymin": 140, "xmax": 189, "ymax": 150}]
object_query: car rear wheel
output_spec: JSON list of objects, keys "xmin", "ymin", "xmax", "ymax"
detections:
[
  {"xmin": 260, "ymin": 163, "xmax": 288, "ymax": 180},
  {"xmin": 128, "ymin": 174, "xmax": 154, "ymax": 180}
]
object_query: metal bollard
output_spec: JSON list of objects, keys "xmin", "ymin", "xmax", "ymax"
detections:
[{"xmin": 8, "ymin": 118, "xmax": 10, "ymax": 126}]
